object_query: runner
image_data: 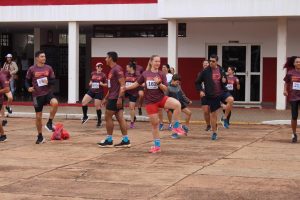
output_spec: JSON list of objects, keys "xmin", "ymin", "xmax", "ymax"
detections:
[
  {"xmin": 284, "ymin": 56, "xmax": 300, "ymax": 143},
  {"xmin": 124, "ymin": 55, "xmax": 186, "ymax": 153},
  {"xmin": 0, "ymin": 68, "xmax": 12, "ymax": 127},
  {"xmin": 195, "ymin": 54, "xmax": 233, "ymax": 140},
  {"xmin": 81, "ymin": 62, "xmax": 107, "ymax": 128},
  {"xmin": 0, "ymin": 71, "xmax": 10, "ymax": 142},
  {"xmin": 167, "ymin": 74, "xmax": 192, "ymax": 139},
  {"xmin": 162, "ymin": 64, "xmax": 173, "ymax": 83},
  {"xmin": 223, "ymin": 66, "xmax": 240, "ymax": 125},
  {"xmin": 25, "ymin": 50, "xmax": 58, "ymax": 144},
  {"xmin": 98, "ymin": 51, "xmax": 130, "ymax": 148},
  {"xmin": 125, "ymin": 61, "xmax": 139, "ymax": 128},
  {"xmin": 170, "ymin": 67, "xmax": 175, "ymax": 75}
]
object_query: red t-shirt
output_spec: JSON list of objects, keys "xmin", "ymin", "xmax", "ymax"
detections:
[
  {"xmin": 0, "ymin": 72, "xmax": 9, "ymax": 103},
  {"xmin": 26, "ymin": 65, "xmax": 55, "ymax": 97},
  {"xmin": 212, "ymin": 67, "xmax": 223, "ymax": 97},
  {"xmin": 284, "ymin": 69, "xmax": 300, "ymax": 101},
  {"xmin": 125, "ymin": 72, "xmax": 139, "ymax": 96},
  {"xmin": 137, "ymin": 70, "xmax": 167, "ymax": 104},
  {"xmin": 226, "ymin": 76, "xmax": 239, "ymax": 91},
  {"xmin": 107, "ymin": 64, "xmax": 124, "ymax": 100},
  {"xmin": 89, "ymin": 71, "xmax": 106, "ymax": 93}
]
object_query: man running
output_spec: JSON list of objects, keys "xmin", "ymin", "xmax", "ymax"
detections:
[
  {"xmin": 0, "ymin": 71, "xmax": 10, "ymax": 142},
  {"xmin": 25, "ymin": 50, "xmax": 58, "ymax": 144}
]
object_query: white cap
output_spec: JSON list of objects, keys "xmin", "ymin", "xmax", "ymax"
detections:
[
  {"xmin": 5, "ymin": 54, "xmax": 12, "ymax": 58},
  {"xmin": 96, "ymin": 62, "xmax": 103, "ymax": 67}
]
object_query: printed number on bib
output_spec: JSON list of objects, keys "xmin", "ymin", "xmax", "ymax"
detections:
[
  {"xmin": 107, "ymin": 80, "xmax": 111, "ymax": 88},
  {"xmin": 92, "ymin": 82, "xmax": 100, "ymax": 89},
  {"xmin": 293, "ymin": 82, "xmax": 300, "ymax": 90},
  {"xmin": 226, "ymin": 84, "xmax": 234, "ymax": 91},
  {"xmin": 125, "ymin": 82, "xmax": 133, "ymax": 87},
  {"xmin": 37, "ymin": 77, "xmax": 48, "ymax": 87},
  {"xmin": 146, "ymin": 80, "xmax": 158, "ymax": 89}
]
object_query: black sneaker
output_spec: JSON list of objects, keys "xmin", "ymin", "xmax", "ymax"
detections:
[
  {"xmin": 98, "ymin": 139, "xmax": 113, "ymax": 148},
  {"xmin": 45, "ymin": 122, "xmax": 54, "ymax": 132},
  {"xmin": 138, "ymin": 108, "xmax": 142, "ymax": 116},
  {"xmin": 81, "ymin": 116, "xmax": 89, "ymax": 124},
  {"xmin": 292, "ymin": 134, "xmax": 298, "ymax": 143},
  {"xmin": 5, "ymin": 106, "xmax": 12, "ymax": 114},
  {"xmin": 0, "ymin": 135, "xmax": 7, "ymax": 142},
  {"xmin": 134, "ymin": 116, "xmax": 137, "ymax": 122},
  {"xmin": 36, "ymin": 135, "xmax": 45, "ymax": 144},
  {"xmin": 114, "ymin": 140, "xmax": 131, "ymax": 148},
  {"xmin": 205, "ymin": 125, "xmax": 211, "ymax": 131},
  {"xmin": 2, "ymin": 119, "xmax": 7, "ymax": 127},
  {"xmin": 96, "ymin": 121, "xmax": 102, "ymax": 128}
]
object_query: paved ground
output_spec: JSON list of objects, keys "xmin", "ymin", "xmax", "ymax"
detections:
[{"xmin": 0, "ymin": 117, "xmax": 299, "ymax": 200}]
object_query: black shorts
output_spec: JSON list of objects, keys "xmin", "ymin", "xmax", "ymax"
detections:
[
  {"xmin": 169, "ymin": 103, "xmax": 187, "ymax": 113},
  {"xmin": 87, "ymin": 90, "xmax": 103, "ymax": 100},
  {"xmin": 138, "ymin": 86, "xmax": 145, "ymax": 92},
  {"xmin": 201, "ymin": 96, "xmax": 209, "ymax": 106},
  {"xmin": 33, "ymin": 93, "xmax": 56, "ymax": 113},
  {"xmin": 125, "ymin": 93, "xmax": 138, "ymax": 103},
  {"xmin": 290, "ymin": 100, "xmax": 300, "ymax": 120},
  {"xmin": 207, "ymin": 92, "xmax": 232, "ymax": 113},
  {"xmin": 106, "ymin": 99, "xmax": 124, "ymax": 112}
]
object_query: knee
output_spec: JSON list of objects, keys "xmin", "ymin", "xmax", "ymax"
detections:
[
  {"xmin": 51, "ymin": 99, "xmax": 59, "ymax": 107},
  {"xmin": 227, "ymin": 97, "xmax": 234, "ymax": 103}
]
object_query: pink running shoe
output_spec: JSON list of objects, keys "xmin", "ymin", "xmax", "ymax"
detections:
[
  {"xmin": 149, "ymin": 146, "xmax": 161, "ymax": 153},
  {"xmin": 172, "ymin": 127, "xmax": 187, "ymax": 136},
  {"xmin": 130, "ymin": 122, "xmax": 135, "ymax": 129}
]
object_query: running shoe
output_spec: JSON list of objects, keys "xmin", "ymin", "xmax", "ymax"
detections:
[
  {"xmin": 182, "ymin": 125, "xmax": 189, "ymax": 133},
  {"xmin": 134, "ymin": 116, "xmax": 137, "ymax": 122},
  {"xmin": 130, "ymin": 122, "xmax": 135, "ymax": 129},
  {"xmin": 205, "ymin": 125, "xmax": 211, "ymax": 131},
  {"xmin": 220, "ymin": 116, "xmax": 229, "ymax": 129},
  {"xmin": 138, "ymin": 108, "xmax": 142, "ymax": 116},
  {"xmin": 45, "ymin": 122, "xmax": 54, "ymax": 132},
  {"xmin": 172, "ymin": 126, "xmax": 186, "ymax": 136},
  {"xmin": 168, "ymin": 123, "xmax": 173, "ymax": 131},
  {"xmin": 149, "ymin": 146, "xmax": 161, "ymax": 153},
  {"xmin": 171, "ymin": 133, "xmax": 180, "ymax": 139},
  {"xmin": 81, "ymin": 116, "xmax": 89, "ymax": 124},
  {"xmin": 211, "ymin": 132, "xmax": 218, "ymax": 140},
  {"xmin": 98, "ymin": 139, "xmax": 113, "ymax": 148},
  {"xmin": 2, "ymin": 119, "xmax": 7, "ymax": 127},
  {"xmin": 159, "ymin": 123, "xmax": 164, "ymax": 131},
  {"xmin": 36, "ymin": 135, "xmax": 45, "ymax": 144},
  {"xmin": 5, "ymin": 106, "xmax": 12, "ymax": 114},
  {"xmin": 0, "ymin": 135, "xmax": 7, "ymax": 142},
  {"xmin": 96, "ymin": 121, "xmax": 102, "ymax": 128},
  {"xmin": 292, "ymin": 134, "xmax": 298, "ymax": 143},
  {"xmin": 114, "ymin": 140, "xmax": 131, "ymax": 148}
]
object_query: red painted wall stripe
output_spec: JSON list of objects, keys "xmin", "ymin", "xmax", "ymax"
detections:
[
  {"xmin": 262, "ymin": 57, "xmax": 276, "ymax": 103},
  {"xmin": 0, "ymin": 0, "xmax": 157, "ymax": 6}
]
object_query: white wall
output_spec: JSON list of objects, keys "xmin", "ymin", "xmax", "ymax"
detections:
[
  {"xmin": 287, "ymin": 19, "xmax": 300, "ymax": 56},
  {"xmin": 159, "ymin": 0, "xmax": 300, "ymax": 18}
]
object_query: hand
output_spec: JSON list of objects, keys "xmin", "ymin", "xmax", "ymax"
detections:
[
  {"xmin": 89, "ymin": 82, "xmax": 92, "ymax": 86},
  {"xmin": 43, "ymin": 78, "xmax": 48, "ymax": 85},
  {"xmin": 284, "ymin": 91, "xmax": 288, "ymax": 96},
  {"xmin": 153, "ymin": 76, "xmax": 161, "ymax": 85},
  {"xmin": 120, "ymin": 86, "xmax": 126, "ymax": 93},
  {"xmin": 200, "ymin": 91, "xmax": 205, "ymax": 97},
  {"xmin": 101, "ymin": 99, "xmax": 107, "ymax": 107},
  {"xmin": 222, "ymin": 77, "xmax": 227, "ymax": 83},
  {"xmin": 28, "ymin": 87, "xmax": 35, "ymax": 93},
  {"xmin": 189, "ymin": 101, "xmax": 192, "ymax": 105},
  {"xmin": 100, "ymin": 82, "xmax": 104, "ymax": 86},
  {"xmin": 117, "ymin": 98, "xmax": 123, "ymax": 109}
]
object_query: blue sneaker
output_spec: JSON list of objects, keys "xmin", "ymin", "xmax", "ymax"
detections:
[
  {"xmin": 168, "ymin": 124, "xmax": 173, "ymax": 131},
  {"xmin": 171, "ymin": 133, "xmax": 180, "ymax": 139},
  {"xmin": 211, "ymin": 132, "xmax": 218, "ymax": 140},
  {"xmin": 220, "ymin": 116, "xmax": 229, "ymax": 129},
  {"xmin": 159, "ymin": 123, "xmax": 164, "ymax": 131},
  {"xmin": 182, "ymin": 125, "xmax": 189, "ymax": 133}
]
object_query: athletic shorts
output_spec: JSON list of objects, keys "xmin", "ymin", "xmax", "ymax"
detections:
[
  {"xmin": 145, "ymin": 96, "xmax": 169, "ymax": 115},
  {"xmin": 125, "ymin": 93, "xmax": 138, "ymax": 103},
  {"xmin": 106, "ymin": 99, "xmax": 124, "ymax": 112},
  {"xmin": 138, "ymin": 86, "xmax": 145, "ymax": 92},
  {"xmin": 33, "ymin": 93, "xmax": 56, "ymax": 113},
  {"xmin": 207, "ymin": 92, "xmax": 232, "ymax": 113},
  {"xmin": 169, "ymin": 102, "xmax": 187, "ymax": 113},
  {"xmin": 201, "ymin": 96, "xmax": 209, "ymax": 106},
  {"xmin": 87, "ymin": 90, "xmax": 103, "ymax": 100}
]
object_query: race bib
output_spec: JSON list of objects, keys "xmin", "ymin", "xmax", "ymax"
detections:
[
  {"xmin": 107, "ymin": 80, "xmax": 111, "ymax": 88},
  {"xmin": 37, "ymin": 77, "xmax": 48, "ymax": 87},
  {"xmin": 146, "ymin": 80, "xmax": 158, "ymax": 90},
  {"xmin": 125, "ymin": 82, "xmax": 133, "ymax": 87},
  {"xmin": 292, "ymin": 82, "xmax": 300, "ymax": 90},
  {"xmin": 91, "ymin": 82, "xmax": 100, "ymax": 89},
  {"xmin": 226, "ymin": 84, "xmax": 234, "ymax": 91}
]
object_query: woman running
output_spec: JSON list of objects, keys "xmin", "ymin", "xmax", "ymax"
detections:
[
  {"xmin": 124, "ymin": 55, "xmax": 185, "ymax": 153},
  {"xmin": 81, "ymin": 62, "xmax": 107, "ymax": 128},
  {"xmin": 284, "ymin": 56, "xmax": 300, "ymax": 143}
]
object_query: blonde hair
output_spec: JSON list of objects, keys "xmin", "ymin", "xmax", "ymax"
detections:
[{"xmin": 146, "ymin": 55, "xmax": 160, "ymax": 71}]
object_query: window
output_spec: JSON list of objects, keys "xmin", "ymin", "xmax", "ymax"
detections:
[
  {"xmin": 27, "ymin": 34, "xmax": 34, "ymax": 44},
  {"xmin": 93, "ymin": 23, "xmax": 186, "ymax": 38},
  {"xmin": 59, "ymin": 34, "xmax": 86, "ymax": 45},
  {"xmin": 0, "ymin": 34, "xmax": 9, "ymax": 46}
]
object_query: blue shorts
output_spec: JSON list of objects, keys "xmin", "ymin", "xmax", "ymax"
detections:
[{"xmin": 207, "ymin": 92, "xmax": 232, "ymax": 113}]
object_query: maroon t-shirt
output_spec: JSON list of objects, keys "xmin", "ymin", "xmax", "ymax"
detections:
[
  {"xmin": 125, "ymin": 72, "xmax": 139, "ymax": 96},
  {"xmin": 107, "ymin": 64, "xmax": 124, "ymax": 99},
  {"xmin": 0, "ymin": 72, "xmax": 9, "ymax": 104},
  {"xmin": 212, "ymin": 67, "xmax": 223, "ymax": 96},
  {"xmin": 284, "ymin": 69, "xmax": 300, "ymax": 101},
  {"xmin": 136, "ymin": 65, "xmax": 144, "ymax": 76},
  {"xmin": 226, "ymin": 76, "xmax": 239, "ymax": 91},
  {"xmin": 26, "ymin": 65, "xmax": 55, "ymax": 97},
  {"xmin": 89, "ymin": 71, "xmax": 106, "ymax": 93},
  {"xmin": 137, "ymin": 70, "xmax": 167, "ymax": 105}
]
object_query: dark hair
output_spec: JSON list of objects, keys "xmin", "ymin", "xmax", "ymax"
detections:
[
  {"xmin": 284, "ymin": 56, "xmax": 300, "ymax": 71},
  {"xmin": 228, "ymin": 66, "xmax": 237, "ymax": 73},
  {"xmin": 129, "ymin": 58, "xmax": 137, "ymax": 64},
  {"xmin": 128, "ymin": 61, "xmax": 136, "ymax": 71},
  {"xmin": 209, "ymin": 54, "xmax": 219, "ymax": 61},
  {"xmin": 172, "ymin": 74, "xmax": 181, "ymax": 81},
  {"xmin": 35, "ymin": 50, "xmax": 45, "ymax": 58},
  {"xmin": 107, "ymin": 51, "xmax": 118, "ymax": 62},
  {"xmin": 163, "ymin": 64, "xmax": 171, "ymax": 73}
]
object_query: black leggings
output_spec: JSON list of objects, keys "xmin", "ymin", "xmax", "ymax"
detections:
[{"xmin": 291, "ymin": 100, "xmax": 300, "ymax": 120}]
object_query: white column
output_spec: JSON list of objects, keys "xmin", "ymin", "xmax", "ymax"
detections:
[
  {"xmin": 68, "ymin": 22, "xmax": 79, "ymax": 103},
  {"xmin": 276, "ymin": 17, "xmax": 287, "ymax": 110},
  {"xmin": 34, "ymin": 27, "xmax": 40, "ymax": 54},
  {"xmin": 168, "ymin": 19, "xmax": 178, "ymax": 72}
]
